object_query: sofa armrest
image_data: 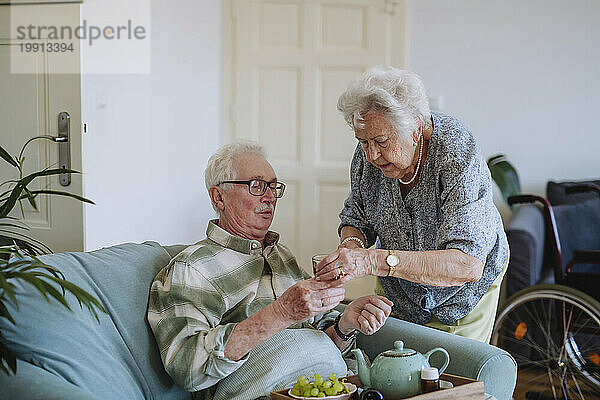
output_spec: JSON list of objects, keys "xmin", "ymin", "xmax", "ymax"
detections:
[
  {"xmin": 356, "ymin": 317, "xmax": 516, "ymax": 400},
  {"xmin": 0, "ymin": 359, "xmax": 102, "ymax": 400},
  {"xmin": 505, "ymin": 204, "xmax": 548, "ymax": 297}
]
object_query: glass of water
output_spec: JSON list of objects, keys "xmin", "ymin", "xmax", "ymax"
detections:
[{"xmin": 311, "ymin": 254, "xmax": 328, "ymax": 276}]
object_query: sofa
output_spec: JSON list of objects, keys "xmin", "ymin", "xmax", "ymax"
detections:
[{"xmin": 0, "ymin": 241, "xmax": 517, "ymax": 399}]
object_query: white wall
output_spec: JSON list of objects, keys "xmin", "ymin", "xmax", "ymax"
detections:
[
  {"xmin": 82, "ymin": 0, "xmax": 221, "ymax": 250},
  {"xmin": 81, "ymin": 0, "xmax": 600, "ymax": 249},
  {"xmin": 408, "ymin": 0, "xmax": 600, "ymax": 213}
]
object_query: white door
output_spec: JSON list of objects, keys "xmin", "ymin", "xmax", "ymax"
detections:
[
  {"xmin": 0, "ymin": 3, "xmax": 83, "ymax": 253},
  {"xmin": 223, "ymin": 0, "xmax": 407, "ymax": 299}
]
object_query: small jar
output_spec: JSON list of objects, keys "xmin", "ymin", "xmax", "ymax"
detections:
[
  {"xmin": 360, "ymin": 388, "xmax": 384, "ymax": 400},
  {"xmin": 421, "ymin": 367, "xmax": 440, "ymax": 393}
]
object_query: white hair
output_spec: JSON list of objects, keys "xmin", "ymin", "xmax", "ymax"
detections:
[
  {"xmin": 337, "ymin": 66, "xmax": 432, "ymax": 136},
  {"xmin": 204, "ymin": 141, "xmax": 266, "ymax": 213}
]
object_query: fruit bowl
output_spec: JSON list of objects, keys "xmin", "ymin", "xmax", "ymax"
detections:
[{"xmin": 287, "ymin": 382, "xmax": 357, "ymax": 400}]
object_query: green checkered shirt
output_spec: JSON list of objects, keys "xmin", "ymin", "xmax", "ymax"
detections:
[{"xmin": 147, "ymin": 220, "xmax": 342, "ymax": 398}]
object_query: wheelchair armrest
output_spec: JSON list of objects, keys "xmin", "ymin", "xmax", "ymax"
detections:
[
  {"xmin": 565, "ymin": 250, "xmax": 600, "ymax": 275},
  {"xmin": 508, "ymin": 194, "xmax": 544, "ymax": 206},
  {"xmin": 568, "ymin": 250, "xmax": 600, "ymax": 266}
]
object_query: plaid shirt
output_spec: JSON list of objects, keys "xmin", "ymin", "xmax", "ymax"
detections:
[{"xmin": 147, "ymin": 220, "xmax": 338, "ymax": 395}]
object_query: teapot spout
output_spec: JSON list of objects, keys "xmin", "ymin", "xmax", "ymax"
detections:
[{"xmin": 351, "ymin": 348, "xmax": 371, "ymax": 387}]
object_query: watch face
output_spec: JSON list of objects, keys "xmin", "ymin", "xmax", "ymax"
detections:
[{"xmin": 386, "ymin": 253, "xmax": 400, "ymax": 267}]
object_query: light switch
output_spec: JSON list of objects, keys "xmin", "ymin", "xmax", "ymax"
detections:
[{"xmin": 96, "ymin": 90, "xmax": 107, "ymax": 109}]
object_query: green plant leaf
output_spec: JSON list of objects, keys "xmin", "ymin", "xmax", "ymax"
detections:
[
  {"xmin": 19, "ymin": 190, "xmax": 95, "ymax": 205},
  {"xmin": 1, "ymin": 185, "xmax": 21, "ymax": 198},
  {"xmin": 0, "ymin": 298, "xmax": 16, "ymax": 325},
  {"xmin": 0, "ymin": 277, "xmax": 18, "ymax": 308},
  {"xmin": 22, "ymin": 187, "xmax": 38, "ymax": 211},
  {"xmin": 2, "ymin": 259, "xmax": 33, "ymax": 273},
  {"xmin": 43, "ymin": 275, "xmax": 107, "ymax": 321},
  {"xmin": 11, "ymin": 272, "xmax": 50, "ymax": 302},
  {"xmin": 16, "ymin": 271, "xmax": 74, "ymax": 311},
  {"xmin": 0, "ymin": 222, "xmax": 28, "ymax": 231},
  {"xmin": 0, "ymin": 146, "xmax": 17, "ymax": 168},
  {"xmin": 0, "ymin": 168, "xmax": 80, "ymax": 218},
  {"xmin": 0, "ymin": 231, "xmax": 52, "ymax": 255},
  {"xmin": 0, "ymin": 340, "xmax": 17, "ymax": 375}
]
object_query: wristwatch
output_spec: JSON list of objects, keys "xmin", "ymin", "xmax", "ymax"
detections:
[
  {"xmin": 334, "ymin": 313, "xmax": 357, "ymax": 342},
  {"xmin": 386, "ymin": 250, "xmax": 399, "ymax": 276}
]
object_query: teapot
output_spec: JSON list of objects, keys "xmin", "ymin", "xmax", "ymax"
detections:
[{"xmin": 352, "ymin": 340, "xmax": 449, "ymax": 399}]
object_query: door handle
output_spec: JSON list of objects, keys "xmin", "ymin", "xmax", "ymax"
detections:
[
  {"xmin": 18, "ymin": 112, "xmax": 72, "ymax": 187},
  {"xmin": 57, "ymin": 111, "xmax": 71, "ymax": 186}
]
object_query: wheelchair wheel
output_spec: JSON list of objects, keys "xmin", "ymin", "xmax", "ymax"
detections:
[{"xmin": 491, "ymin": 284, "xmax": 600, "ymax": 399}]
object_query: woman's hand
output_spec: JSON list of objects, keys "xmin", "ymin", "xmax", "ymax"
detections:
[
  {"xmin": 338, "ymin": 295, "xmax": 393, "ymax": 335},
  {"xmin": 271, "ymin": 278, "xmax": 345, "ymax": 324},
  {"xmin": 314, "ymin": 247, "xmax": 379, "ymax": 283}
]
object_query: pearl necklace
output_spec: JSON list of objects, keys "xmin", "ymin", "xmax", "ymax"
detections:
[{"xmin": 398, "ymin": 134, "xmax": 423, "ymax": 185}]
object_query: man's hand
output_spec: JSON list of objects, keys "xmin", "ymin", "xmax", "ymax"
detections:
[
  {"xmin": 338, "ymin": 295, "xmax": 393, "ymax": 336},
  {"xmin": 271, "ymin": 278, "xmax": 345, "ymax": 325}
]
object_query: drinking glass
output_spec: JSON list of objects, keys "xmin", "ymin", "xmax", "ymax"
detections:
[{"xmin": 311, "ymin": 254, "xmax": 328, "ymax": 276}]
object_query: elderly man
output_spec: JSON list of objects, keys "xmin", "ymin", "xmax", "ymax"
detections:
[{"xmin": 148, "ymin": 142, "xmax": 393, "ymax": 400}]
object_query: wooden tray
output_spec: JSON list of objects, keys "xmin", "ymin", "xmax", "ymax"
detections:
[{"xmin": 270, "ymin": 373, "xmax": 484, "ymax": 400}]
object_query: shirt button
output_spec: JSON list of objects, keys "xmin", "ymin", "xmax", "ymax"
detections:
[{"xmin": 251, "ymin": 242, "xmax": 259, "ymax": 249}]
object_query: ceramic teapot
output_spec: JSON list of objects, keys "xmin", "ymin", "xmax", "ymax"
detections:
[{"xmin": 352, "ymin": 340, "xmax": 449, "ymax": 399}]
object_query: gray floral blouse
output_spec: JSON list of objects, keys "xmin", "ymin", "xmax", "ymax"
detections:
[{"xmin": 339, "ymin": 112, "xmax": 509, "ymax": 325}]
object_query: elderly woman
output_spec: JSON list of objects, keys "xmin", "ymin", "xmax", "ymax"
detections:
[{"xmin": 314, "ymin": 66, "xmax": 509, "ymax": 343}]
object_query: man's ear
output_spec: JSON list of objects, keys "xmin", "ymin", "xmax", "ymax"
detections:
[{"xmin": 209, "ymin": 186, "xmax": 226, "ymax": 212}]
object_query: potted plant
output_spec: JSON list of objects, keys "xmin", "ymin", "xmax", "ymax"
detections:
[{"xmin": 0, "ymin": 143, "xmax": 106, "ymax": 375}]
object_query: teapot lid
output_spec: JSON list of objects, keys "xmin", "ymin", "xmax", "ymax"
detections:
[{"xmin": 381, "ymin": 340, "xmax": 416, "ymax": 357}]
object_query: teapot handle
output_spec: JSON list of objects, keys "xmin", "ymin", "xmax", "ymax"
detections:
[{"xmin": 424, "ymin": 347, "xmax": 449, "ymax": 375}]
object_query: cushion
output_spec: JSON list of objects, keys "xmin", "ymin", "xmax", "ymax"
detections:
[
  {"xmin": 553, "ymin": 198, "xmax": 600, "ymax": 275},
  {"xmin": 210, "ymin": 328, "xmax": 347, "ymax": 400},
  {"xmin": 0, "ymin": 241, "xmax": 190, "ymax": 400},
  {"xmin": 504, "ymin": 204, "xmax": 549, "ymax": 297},
  {"xmin": 547, "ymin": 180, "xmax": 600, "ymax": 205}
]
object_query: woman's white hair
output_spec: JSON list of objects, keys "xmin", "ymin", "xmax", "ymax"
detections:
[
  {"xmin": 204, "ymin": 141, "xmax": 266, "ymax": 213},
  {"xmin": 337, "ymin": 66, "xmax": 432, "ymax": 136}
]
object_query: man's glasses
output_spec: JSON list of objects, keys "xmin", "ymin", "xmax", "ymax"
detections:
[{"xmin": 219, "ymin": 179, "xmax": 286, "ymax": 198}]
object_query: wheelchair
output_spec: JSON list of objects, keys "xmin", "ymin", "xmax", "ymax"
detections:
[{"xmin": 491, "ymin": 183, "xmax": 600, "ymax": 400}]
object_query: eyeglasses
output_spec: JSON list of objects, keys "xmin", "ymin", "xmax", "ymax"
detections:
[{"xmin": 219, "ymin": 179, "xmax": 286, "ymax": 198}]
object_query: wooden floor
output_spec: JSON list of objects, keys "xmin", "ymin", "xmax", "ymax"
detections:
[{"xmin": 513, "ymin": 368, "xmax": 600, "ymax": 400}]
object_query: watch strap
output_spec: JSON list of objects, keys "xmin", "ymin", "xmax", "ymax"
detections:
[{"xmin": 334, "ymin": 313, "xmax": 357, "ymax": 342}]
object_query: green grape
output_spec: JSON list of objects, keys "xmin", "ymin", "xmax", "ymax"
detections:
[
  {"xmin": 303, "ymin": 388, "xmax": 313, "ymax": 397},
  {"xmin": 313, "ymin": 374, "xmax": 324, "ymax": 386},
  {"xmin": 310, "ymin": 387, "xmax": 319, "ymax": 396},
  {"xmin": 325, "ymin": 387, "xmax": 337, "ymax": 396},
  {"xmin": 332, "ymin": 381, "xmax": 344, "ymax": 392},
  {"xmin": 317, "ymin": 392, "xmax": 326, "ymax": 398},
  {"xmin": 329, "ymin": 373, "xmax": 337, "ymax": 381},
  {"xmin": 322, "ymin": 380, "xmax": 332, "ymax": 389},
  {"xmin": 290, "ymin": 388, "xmax": 300, "ymax": 396},
  {"xmin": 297, "ymin": 375, "xmax": 309, "ymax": 385}
]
